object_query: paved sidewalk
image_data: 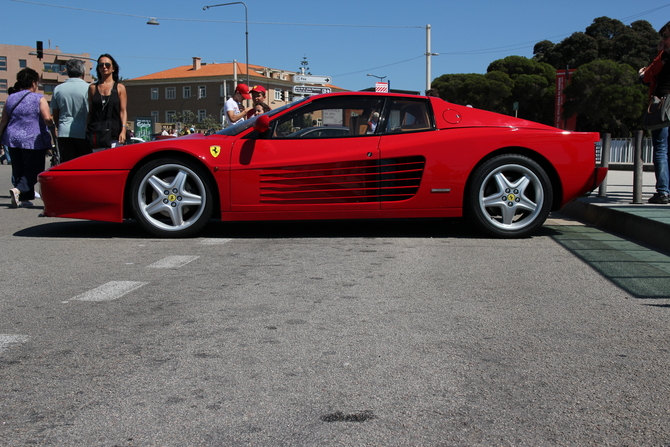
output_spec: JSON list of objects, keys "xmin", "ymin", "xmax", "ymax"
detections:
[{"xmin": 559, "ymin": 169, "xmax": 670, "ymax": 254}]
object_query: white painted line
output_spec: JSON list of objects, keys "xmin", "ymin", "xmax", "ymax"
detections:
[
  {"xmin": 0, "ymin": 335, "xmax": 30, "ymax": 353},
  {"xmin": 199, "ymin": 238, "xmax": 232, "ymax": 245},
  {"xmin": 73, "ymin": 281, "xmax": 148, "ymax": 302},
  {"xmin": 147, "ymin": 255, "xmax": 199, "ymax": 269}
]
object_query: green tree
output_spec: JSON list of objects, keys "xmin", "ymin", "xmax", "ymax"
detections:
[
  {"xmin": 562, "ymin": 60, "xmax": 647, "ymax": 136},
  {"xmin": 431, "ymin": 72, "xmax": 512, "ymax": 112},
  {"xmin": 174, "ymin": 110, "xmax": 197, "ymax": 127},
  {"xmin": 486, "ymin": 56, "xmax": 555, "ymax": 123},
  {"xmin": 431, "ymin": 16, "xmax": 659, "ymax": 135},
  {"xmin": 201, "ymin": 115, "xmax": 221, "ymax": 131},
  {"xmin": 533, "ymin": 17, "xmax": 658, "ymax": 71}
]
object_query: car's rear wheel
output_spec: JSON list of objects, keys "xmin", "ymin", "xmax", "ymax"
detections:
[
  {"xmin": 130, "ymin": 158, "xmax": 213, "ymax": 237},
  {"xmin": 467, "ymin": 154, "xmax": 552, "ymax": 238}
]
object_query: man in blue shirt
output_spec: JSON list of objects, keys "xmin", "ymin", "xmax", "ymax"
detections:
[{"xmin": 51, "ymin": 59, "xmax": 90, "ymax": 163}]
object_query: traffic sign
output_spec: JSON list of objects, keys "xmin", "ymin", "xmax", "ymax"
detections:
[
  {"xmin": 292, "ymin": 86, "xmax": 332, "ymax": 95},
  {"xmin": 293, "ymin": 74, "xmax": 332, "ymax": 84}
]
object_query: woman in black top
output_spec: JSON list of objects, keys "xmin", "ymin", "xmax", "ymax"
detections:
[{"xmin": 87, "ymin": 54, "xmax": 127, "ymax": 149}]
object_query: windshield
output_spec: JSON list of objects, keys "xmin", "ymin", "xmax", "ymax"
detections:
[{"xmin": 214, "ymin": 98, "xmax": 309, "ymax": 136}]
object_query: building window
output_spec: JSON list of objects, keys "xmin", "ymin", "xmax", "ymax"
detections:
[
  {"xmin": 198, "ymin": 109, "xmax": 206, "ymax": 123},
  {"xmin": 166, "ymin": 110, "xmax": 176, "ymax": 123},
  {"xmin": 183, "ymin": 86, "xmax": 191, "ymax": 98},
  {"xmin": 43, "ymin": 84, "xmax": 55, "ymax": 95},
  {"xmin": 43, "ymin": 63, "xmax": 65, "ymax": 74},
  {"xmin": 274, "ymin": 89, "xmax": 282, "ymax": 101},
  {"xmin": 166, "ymin": 87, "xmax": 176, "ymax": 100},
  {"xmin": 198, "ymin": 85, "xmax": 206, "ymax": 99},
  {"xmin": 151, "ymin": 111, "xmax": 159, "ymax": 123},
  {"xmin": 19, "ymin": 59, "xmax": 26, "ymax": 68},
  {"xmin": 151, "ymin": 88, "xmax": 159, "ymax": 100},
  {"xmin": 0, "ymin": 79, "xmax": 7, "ymax": 94},
  {"xmin": 0, "ymin": 56, "xmax": 6, "ymax": 71}
]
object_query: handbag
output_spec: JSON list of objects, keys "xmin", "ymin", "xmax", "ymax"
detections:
[
  {"xmin": 642, "ymin": 94, "xmax": 670, "ymax": 130},
  {"xmin": 86, "ymin": 119, "xmax": 113, "ymax": 149}
]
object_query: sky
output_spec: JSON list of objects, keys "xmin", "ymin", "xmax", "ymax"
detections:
[{"xmin": 4, "ymin": 0, "xmax": 670, "ymax": 94}]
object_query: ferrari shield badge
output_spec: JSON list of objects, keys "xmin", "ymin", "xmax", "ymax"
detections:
[{"xmin": 209, "ymin": 145, "xmax": 221, "ymax": 158}]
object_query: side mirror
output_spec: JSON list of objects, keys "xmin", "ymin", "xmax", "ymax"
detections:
[{"xmin": 253, "ymin": 114, "xmax": 270, "ymax": 133}]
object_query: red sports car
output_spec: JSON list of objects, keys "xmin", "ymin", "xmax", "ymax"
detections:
[{"xmin": 38, "ymin": 92, "xmax": 606, "ymax": 238}]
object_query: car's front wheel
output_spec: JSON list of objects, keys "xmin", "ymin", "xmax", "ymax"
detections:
[
  {"xmin": 467, "ymin": 154, "xmax": 552, "ymax": 238},
  {"xmin": 130, "ymin": 158, "xmax": 213, "ymax": 237}
]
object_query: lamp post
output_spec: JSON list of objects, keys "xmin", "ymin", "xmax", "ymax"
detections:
[
  {"xmin": 203, "ymin": 2, "xmax": 249, "ymax": 87},
  {"xmin": 425, "ymin": 24, "xmax": 439, "ymax": 93},
  {"xmin": 367, "ymin": 73, "xmax": 389, "ymax": 92}
]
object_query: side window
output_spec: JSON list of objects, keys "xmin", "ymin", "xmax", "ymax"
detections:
[
  {"xmin": 383, "ymin": 99, "xmax": 433, "ymax": 133},
  {"xmin": 272, "ymin": 96, "xmax": 384, "ymax": 139}
]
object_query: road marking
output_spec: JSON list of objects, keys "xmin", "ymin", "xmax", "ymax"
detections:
[
  {"xmin": 199, "ymin": 238, "xmax": 232, "ymax": 245},
  {"xmin": 147, "ymin": 255, "xmax": 199, "ymax": 269},
  {"xmin": 0, "ymin": 335, "xmax": 30, "ymax": 353},
  {"xmin": 73, "ymin": 281, "xmax": 148, "ymax": 302}
]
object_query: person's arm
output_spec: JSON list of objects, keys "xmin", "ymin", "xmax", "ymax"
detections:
[
  {"xmin": 51, "ymin": 109, "xmax": 60, "ymax": 138},
  {"xmin": 644, "ymin": 45, "xmax": 668, "ymax": 84},
  {"xmin": 39, "ymin": 96, "xmax": 55, "ymax": 147},
  {"xmin": 0, "ymin": 102, "xmax": 9, "ymax": 138},
  {"xmin": 87, "ymin": 84, "xmax": 96, "ymax": 125},
  {"xmin": 227, "ymin": 107, "xmax": 246, "ymax": 123},
  {"xmin": 117, "ymin": 83, "xmax": 127, "ymax": 144},
  {"xmin": 39, "ymin": 96, "xmax": 54, "ymax": 129}
]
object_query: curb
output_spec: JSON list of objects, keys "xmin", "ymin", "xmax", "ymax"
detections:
[{"xmin": 559, "ymin": 200, "xmax": 670, "ymax": 254}]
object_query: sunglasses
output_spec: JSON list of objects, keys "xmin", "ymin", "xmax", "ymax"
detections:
[{"xmin": 98, "ymin": 62, "xmax": 112, "ymax": 69}]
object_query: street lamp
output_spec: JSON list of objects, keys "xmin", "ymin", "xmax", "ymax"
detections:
[
  {"xmin": 367, "ymin": 73, "xmax": 390, "ymax": 92},
  {"xmin": 203, "ymin": 2, "xmax": 249, "ymax": 87},
  {"xmin": 425, "ymin": 24, "xmax": 439, "ymax": 93}
]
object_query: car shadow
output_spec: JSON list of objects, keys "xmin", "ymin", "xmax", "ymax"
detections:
[{"xmin": 12, "ymin": 217, "xmax": 562, "ymax": 240}]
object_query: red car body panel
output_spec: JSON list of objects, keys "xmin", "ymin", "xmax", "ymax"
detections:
[{"xmin": 38, "ymin": 92, "xmax": 605, "ymax": 230}]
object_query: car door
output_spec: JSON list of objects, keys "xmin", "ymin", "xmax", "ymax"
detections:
[
  {"xmin": 377, "ymin": 98, "xmax": 454, "ymax": 210},
  {"xmin": 230, "ymin": 96, "xmax": 385, "ymax": 213}
]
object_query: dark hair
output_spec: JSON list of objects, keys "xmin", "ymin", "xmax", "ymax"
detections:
[
  {"xmin": 66, "ymin": 59, "xmax": 86, "ymax": 78},
  {"xmin": 96, "ymin": 53, "xmax": 120, "ymax": 83},
  {"xmin": 15, "ymin": 67, "xmax": 39, "ymax": 90},
  {"xmin": 255, "ymin": 102, "xmax": 271, "ymax": 112},
  {"xmin": 659, "ymin": 21, "xmax": 670, "ymax": 35}
]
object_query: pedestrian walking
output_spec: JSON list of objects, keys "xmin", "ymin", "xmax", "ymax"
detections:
[
  {"xmin": 87, "ymin": 54, "xmax": 127, "ymax": 150},
  {"xmin": 51, "ymin": 59, "xmax": 90, "ymax": 163},
  {"xmin": 0, "ymin": 68, "xmax": 54, "ymax": 208}
]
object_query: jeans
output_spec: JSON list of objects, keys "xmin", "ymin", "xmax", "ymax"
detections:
[
  {"xmin": 651, "ymin": 127, "xmax": 670, "ymax": 195},
  {"xmin": 8, "ymin": 147, "xmax": 47, "ymax": 201}
]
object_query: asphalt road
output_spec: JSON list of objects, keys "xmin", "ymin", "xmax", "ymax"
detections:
[{"xmin": 0, "ymin": 163, "xmax": 669, "ymax": 446}]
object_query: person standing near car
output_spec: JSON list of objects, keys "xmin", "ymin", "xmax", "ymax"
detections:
[
  {"xmin": 246, "ymin": 85, "xmax": 270, "ymax": 119},
  {"xmin": 87, "ymin": 54, "xmax": 127, "ymax": 150},
  {"xmin": 642, "ymin": 21, "xmax": 670, "ymax": 204},
  {"xmin": 224, "ymin": 83, "xmax": 250, "ymax": 127},
  {"xmin": 51, "ymin": 59, "xmax": 90, "ymax": 163},
  {"xmin": 0, "ymin": 68, "xmax": 54, "ymax": 208}
]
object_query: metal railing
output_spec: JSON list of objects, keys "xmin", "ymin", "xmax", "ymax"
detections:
[
  {"xmin": 598, "ymin": 131, "xmax": 648, "ymax": 202},
  {"xmin": 605, "ymin": 137, "xmax": 653, "ymax": 164}
]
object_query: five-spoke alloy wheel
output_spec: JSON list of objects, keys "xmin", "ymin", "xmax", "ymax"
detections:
[
  {"xmin": 467, "ymin": 154, "xmax": 552, "ymax": 238},
  {"xmin": 130, "ymin": 158, "xmax": 213, "ymax": 237}
]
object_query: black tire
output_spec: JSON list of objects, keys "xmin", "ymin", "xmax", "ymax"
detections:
[
  {"xmin": 466, "ymin": 154, "xmax": 553, "ymax": 238},
  {"xmin": 130, "ymin": 157, "xmax": 213, "ymax": 237}
]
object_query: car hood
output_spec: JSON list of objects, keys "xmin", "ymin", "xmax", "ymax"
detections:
[{"xmin": 48, "ymin": 133, "xmax": 227, "ymax": 171}]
